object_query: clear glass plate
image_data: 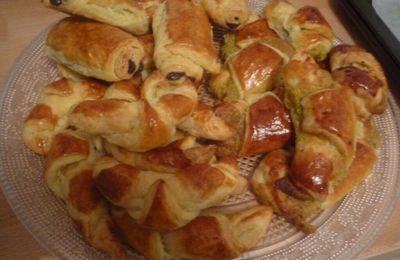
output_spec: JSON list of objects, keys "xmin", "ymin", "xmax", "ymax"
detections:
[{"xmin": 1, "ymin": 1, "xmax": 400, "ymax": 259}]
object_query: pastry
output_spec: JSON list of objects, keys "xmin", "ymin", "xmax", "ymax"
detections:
[
  {"xmin": 152, "ymin": 0, "xmax": 220, "ymax": 83},
  {"xmin": 235, "ymin": 18, "xmax": 279, "ymax": 47},
  {"xmin": 330, "ymin": 44, "xmax": 389, "ymax": 114},
  {"xmin": 265, "ymin": 0, "xmax": 334, "ymax": 61},
  {"xmin": 42, "ymin": 0, "xmax": 161, "ymax": 35},
  {"xmin": 22, "ymin": 78, "xmax": 107, "ymax": 155},
  {"xmin": 199, "ymin": 0, "xmax": 249, "ymax": 30},
  {"xmin": 111, "ymin": 206, "xmax": 273, "ymax": 259},
  {"xmin": 45, "ymin": 130, "xmax": 124, "ymax": 257},
  {"xmin": 46, "ymin": 17, "xmax": 145, "ymax": 81},
  {"xmin": 93, "ymin": 156, "xmax": 247, "ymax": 231},
  {"xmin": 215, "ymin": 92, "xmax": 293, "ymax": 156}
]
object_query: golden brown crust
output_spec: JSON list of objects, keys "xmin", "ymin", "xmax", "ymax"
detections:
[{"xmin": 235, "ymin": 19, "xmax": 278, "ymax": 45}]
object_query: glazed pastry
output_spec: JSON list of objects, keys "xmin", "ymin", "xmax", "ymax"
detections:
[
  {"xmin": 152, "ymin": 0, "xmax": 220, "ymax": 83},
  {"xmin": 330, "ymin": 44, "xmax": 389, "ymax": 114},
  {"xmin": 104, "ymin": 135, "xmax": 217, "ymax": 172},
  {"xmin": 235, "ymin": 19, "xmax": 279, "ymax": 47},
  {"xmin": 43, "ymin": 0, "xmax": 161, "ymax": 35},
  {"xmin": 22, "ymin": 78, "xmax": 107, "ymax": 155},
  {"xmin": 198, "ymin": 0, "xmax": 249, "ymax": 30},
  {"xmin": 68, "ymin": 71, "xmax": 198, "ymax": 152},
  {"xmin": 93, "ymin": 156, "xmax": 247, "ymax": 231},
  {"xmin": 111, "ymin": 206, "xmax": 273, "ymax": 259},
  {"xmin": 211, "ymin": 40, "xmax": 293, "ymax": 101},
  {"xmin": 216, "ymin": 92, "xmax": 293, "ymax": 156},
  {"xmin": 45, "ymin": 131, "xmax": 124, "ymax": 257},
  {"xmin": 265, "ymin": 0, "xmax": 334, "ymax": 61},
  {"xmin": 46, "ymin": 17, "xmax": 145, "ymax": 81}
]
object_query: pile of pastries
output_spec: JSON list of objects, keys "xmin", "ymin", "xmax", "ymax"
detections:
[{"xmin": 22, "ymin": 0, "xmax": 389, "ymax": 258}]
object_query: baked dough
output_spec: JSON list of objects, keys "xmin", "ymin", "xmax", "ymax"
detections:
[
  {"xmin": 152, "ymin": 0, "xmax": 220, "ymax": 83},
  {"xmin": 42, "ymin": 0, "xmax": 161, "ymax": 35},
  {"xmin": 45, "ymin": 130, "xmax": 124, "ymax": 257},
  {"xmin": 265, "ymin": 0, "xmax": 334, "ymax": 61},
  {"xmin": 46, "ymin": 17, "xmax": 145, "ymax": 81},
  {"xmin": 22, "ymin": 78, "xmax": 106, "ymax": 155},
  {"xmin": 111, "ymin": 206, "xmax": 273, "ymax": 259},
  {"xmin": 93, "ymin": 156, "xmax": 246, "ymax": 231},
  {"xmin": 199, "ymin": 0, "xmax": 249, "ymax": 29}
]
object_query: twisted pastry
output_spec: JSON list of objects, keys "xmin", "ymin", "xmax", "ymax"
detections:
[
  {"xmin": 152, "ymin": 0, "xmax": 220, "ymax": 83},
  {"xmin": 93, "ymin": 156, "xmax": 247, "ymax": 231},
  {"xmin": 198, "ymin": 0, "xmax": 249, "ymax": 30},
  {"xmin": 45, "ymin": 130, "xmax": 124, "ymax": 257},
  {"xmin": 111, "ymin": 206, "xmax": 273, "ymax": 259},
  {"xmin": 22, "ymin": 78, "xmax": 106, "ymax": 155},
  {"xmin": 43, "ymin": 0, "xmax": 161, "ymax": 35},
  {"xmin": 215, "ymin": 92, "xmax": 293, "ymax": 156},
  {"xmin": 68, "ymin": 71, "xmax": 198, "ymax": 152},
  {"xmin": 252, "ymin": 52, "xmax": 381, "ymax": 231},
  {"xmin": 104, "ymin": 135, "xmax": 217, "ymax": 173},
  {"xmin": 265, "ymin": 0, "xmax": 334, "ymax": 61},
  {"xmin": 46, "ymin": 17, "xmax": 145, "ymax": 81},
  {"xmin": 330, "ymin": 44, "xmax": 389, "ymax": 114}
]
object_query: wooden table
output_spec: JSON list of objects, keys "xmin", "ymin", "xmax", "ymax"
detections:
[{"xmin": 0, "ymin": 0, "xmax": 399, "ymax": 259}]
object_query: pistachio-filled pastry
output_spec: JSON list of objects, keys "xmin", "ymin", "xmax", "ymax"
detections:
[
  {"xmin": 46, "ymin": 17, "xmax": 145, "ymax": 82},
  {"xmin": 152, "ymin": 0, "xmax": 220, "ymax": 83},
  {"xmin": 265, "ymin": 0, "xmax": 334, "ymax": 61},
  {"xmin": 198, "ymin": 0, "xmax": 250, "ymax": 30},
  {"xmin": 43, "ymin": 0, "xmax": 161, "ymax": 35}
]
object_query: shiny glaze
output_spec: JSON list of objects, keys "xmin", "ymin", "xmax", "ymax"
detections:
[
  {"xmin": 230, "ymin": 43, "xmax": 283, "ymax": 93},
  {"xmin": 235, "ymin": 19, "xmax": 278, "ymax": 43},
  {"xmin": 240, "ymin": 94, "xmax": 292, "ymax": 156},
  {"xmin": 46, "ymin": 133, "xmax": 89, "ymax": 167},
  {"xmin": 294, "ymin": 6, "xmax": 329, "ymax": 26}
]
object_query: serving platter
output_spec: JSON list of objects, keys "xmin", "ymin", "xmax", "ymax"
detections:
[{"xmin": 1, "ymin": 1, "xmax": 400, "ymax": 259}]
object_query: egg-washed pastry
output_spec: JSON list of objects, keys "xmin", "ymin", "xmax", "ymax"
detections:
[
  {"xmin": 68, "ymin": 71, "xmax": 198, "ymax": 152},
  {"xmin": 235, "ymin": 19, "xmax": 279, "ymax": 48},
  {"xmin": 198, "ymin": 0, "xmax": 250, "ymax": 30},
  {"xmin": 152, "ymin": 0, "xmax": 220, "ymax": 83},
  {"xmin": 45, "ymin": 130, "xmax": 124, "ymax": 257},
  {"xmin": 46, "ymin": 17, "xmax": 145, "ymax": 82},
  {"xmin": 211, "ymin": 39, "xmax": 293, "ymax": 101},
  {"xmin": 42, "ymin": 0, "xmax": 162, "ymax": 35},
  {"xmin": 93, "ymin": 156, "xmax": 246, "ymax": 231},
  {"xmin": 215, "ymin": 92, "xmax": 293, "ymax": 157},
  {"xmin": 22, "ymin": 78, "xmax": 107, "ymax": 155},
  {"xmin": 104, "ymin": 135, "xmax": 217, "ymax": 173},
  {"xmin": 111, "ymin": 206, "xmax": 273, "ymax": 260},
  {"xmin": 251, "ymin": 52, "xmax": 382, "ymax": 231},
  {"xmin": 265, "ymin": 0, "xmax": 334, "ymax": 61},
  {"xmin": 330, "ymin": 44, "xmax": 389, "ymax": 114}
]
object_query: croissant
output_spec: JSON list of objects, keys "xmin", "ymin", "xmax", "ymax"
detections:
[
  {"xmin": 215, "ymin": 92, "xmax": 293, "ymax": 156},
  {"xmin": 251, "ymin": 52, "xmax": 382, "ymax": 231},
  {"xmin": 68, "ymin": 71, "xmax": 198, "ymax": 152},
  {"xmin": 22, "ymin": 78, "xmax": 107, "ymax": 155},
  {"xmin": 111, "ymin": 206, "xmax": 273, "ymax": 259},
  {"xmin": 93, "ymin": 156, "xmax": 247, "ymax": 231},
  {"xmin": 45, "ymin": 130, "xmax": 124, "ymax": 257},
  {"xmin": 210, "ymin": 40, "xmax": 293, "ymax": 101},
  {"xmin": 46, "ymin": 17, "xmax": 145, "ymax": 81},
  {"xmin": 199, "ymin": 0, "xmax": 250, "ymax": 30},
  {"xmin": 152, "ymin": 0, "xmax": 220, "ymax": 83},
  {"xmin": 330, "ymin": 44, "xmax": 389, "ymax": 114},
  {"xmin": 104, "ymin": 135, "xmax": 217, "ymax": 173},
  {"xmin": 265, "ymin": 0, "xmax": 334, "ymax": 61},
  {"xmin": 43, "ymin": 0, "xmax": 161, "ymax": 35}
]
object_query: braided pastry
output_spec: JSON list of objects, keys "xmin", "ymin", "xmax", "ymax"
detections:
[
  {"xmin": 152, "ymin": 0, "xmax": 220, "ymax": 83},
  {"xmin": 265, "ymin": 0, "xmax": 334, "ymax": 61},
  {"xmin": 111, "ymin": 206, "xmax": 273, "ymax": 259},
  {"xmin": 22, "ymin": 78, "xmax": 106, "ymax": 155},
  {"xmin": 93, "ymin": 156, "xmax": 247, "ymax": 231},
  {"xmin": 45, "ymin": 130, "xmax": 124, "ymax": 257},
  {"xmin": 330, "ymin": 44, "xmax": 389, "ymax": 114}
]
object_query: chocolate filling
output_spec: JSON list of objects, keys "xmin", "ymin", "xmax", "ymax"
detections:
[
  {"xmin": 166, "ymin": 72, "xmax": 186, "ymax": 81},
  {"xmin": 128, "ymin": 60, "xmax": 136, "ymax": 74},
  {"xmin": 227, "ymin": 22, "xmax": 239, "ymax": 30},
  {"xmin": 50, "ymin": 0, "xmax": 62, "ymax": 6}
]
